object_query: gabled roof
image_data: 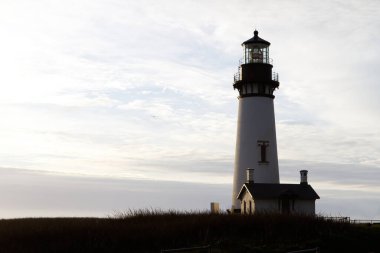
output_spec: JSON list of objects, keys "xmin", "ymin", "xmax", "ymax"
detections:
[
  {"xmin": 242, "ymin": 30, "xmax": 270, "ymax": 46},
  {"xmin": 237, "ymin": 183, "xmax": 320, "ymax": 200}
]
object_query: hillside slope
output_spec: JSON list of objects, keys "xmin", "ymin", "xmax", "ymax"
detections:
[{"xmin": 0, "ymin": 212, "xmax": 379, "ymax": 252}]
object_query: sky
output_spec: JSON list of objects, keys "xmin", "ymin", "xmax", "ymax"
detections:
[{"xmin": 0, "ymin": 0, "xmax": 380, "ymax": 218}]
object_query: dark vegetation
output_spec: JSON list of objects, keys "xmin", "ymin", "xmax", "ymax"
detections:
[{"xmin": 0, "ymin": 210, "xmax": 379, "ymax": 253}]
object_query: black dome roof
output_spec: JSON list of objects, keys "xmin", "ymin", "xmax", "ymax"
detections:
[{"xmin": 242, "ymin": 30, "xmax": 270, "ymax": 46}]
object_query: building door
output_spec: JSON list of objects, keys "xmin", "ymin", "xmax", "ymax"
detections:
[{"xmin": 281, "ymin": 199, "xmax": 290, "ymax": 214}]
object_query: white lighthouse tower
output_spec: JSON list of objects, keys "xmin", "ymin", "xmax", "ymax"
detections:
[{"xmin": 231, "ymin": 30, "xmax": 280, "ymax": 211}]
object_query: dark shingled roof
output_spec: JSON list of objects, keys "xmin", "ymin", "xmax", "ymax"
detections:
[
  {"xmin": 242, "ymin": 30, "xmax": 271, "ymax": 46},
  {"xmin": 237, "ymin": 183, "xmax": 320, "ymax": 200}
]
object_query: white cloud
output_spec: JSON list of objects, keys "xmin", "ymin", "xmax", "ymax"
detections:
[{"xmin": 1, "ymin": 165, "xmax": 380, "ymax": 219}]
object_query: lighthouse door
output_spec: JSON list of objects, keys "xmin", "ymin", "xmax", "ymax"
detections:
[{"xmin": 281, "ymin": 199, "xmax": 290, "ymax": 214}]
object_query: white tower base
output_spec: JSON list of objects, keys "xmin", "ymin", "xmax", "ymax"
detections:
[{"xmin": 232, "ymin": 96, "xmax": 279, "ymax": 209}]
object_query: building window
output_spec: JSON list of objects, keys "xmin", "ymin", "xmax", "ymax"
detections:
[
  {"xmin": 249, "ymin": 201, "xmax": 252, "ymax": 214},
  {"xmin": 257, "ymin": 140, "xmax": 269, "ymax": 163},
  {"xmin": 243, "ymin": 201, "xmax": 247, "ymax": 214}
]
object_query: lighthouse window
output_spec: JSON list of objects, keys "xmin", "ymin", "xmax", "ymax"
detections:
[
  {"xmin": 252, "ymin": 48, "xmax": 263, "ymax": 63},
  {"xmin": 257, "ymin": 140, "xmax": 269, "ymax": 163},
  {"xmin": 252, "ymin": 84, "xmax": 258, "ymax": 93},
  {"xmin": 258, "ymin": 84, "xmax": 265, "ymax": 94},
  {"xmin": 248, "ymin": 84, "xmax": 253, "ymax": 93},
  {"xmin": 260, "ymin": 145, "xmax": 267, "ymax": 162},
  {"xmin": 244, "ymin": 44, "xmax": 269, "ymax": 64}
]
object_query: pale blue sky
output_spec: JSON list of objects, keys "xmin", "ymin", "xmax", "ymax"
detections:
[{"xmin": 0, "ymin": 0, "xmax": 380, "ymax": 218}]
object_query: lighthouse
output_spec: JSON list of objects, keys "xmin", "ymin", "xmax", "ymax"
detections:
[{"xmin": 231, "ymin": 30, "xmax": 280, "ymax": 210}]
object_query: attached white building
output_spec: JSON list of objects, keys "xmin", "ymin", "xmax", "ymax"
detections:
[{"xmin": 237, "ymin": 170, "xmax": 319, "ymax": 215}]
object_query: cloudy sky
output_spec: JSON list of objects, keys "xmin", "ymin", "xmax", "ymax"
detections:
[{"xmin": 1, "ymin": 0, "xmax": 380, "ymax": 218}]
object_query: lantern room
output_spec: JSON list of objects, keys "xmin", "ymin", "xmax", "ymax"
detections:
[
  {"xmin": 233, "ymin": 30, "xmax": 279, "ymax": 98},
  {"xmin": 242, "ymin": 30, "xmax": 271, "ymax": 64}
]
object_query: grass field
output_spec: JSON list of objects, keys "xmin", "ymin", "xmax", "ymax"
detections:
[{"xmin": 0, "ymin": 211, "xmax": 379, "ymax": 252}]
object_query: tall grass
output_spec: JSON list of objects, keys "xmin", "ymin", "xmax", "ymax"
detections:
[{"xmin": 0, "ymin": 211, "xmax": 378, "ymax": 253}]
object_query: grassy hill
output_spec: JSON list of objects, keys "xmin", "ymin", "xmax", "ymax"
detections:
[{"xmin": 0, "ymin": 211, "xmax": 379, "ymax": 252}]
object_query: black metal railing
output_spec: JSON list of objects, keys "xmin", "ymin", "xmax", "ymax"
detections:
[
  {"xmin": 161, "ymin": 245, "xmax": 210, "ymax": 253},
  {"xmin": 239, "ymin": 57, "xmax": 273, "ymax": 65},
  {"xmin": 324, "ymin": 216, "xmax": 350, "ymax": 222},
  {"xmin": 287, "ymin": 247, "xmax": 320, "ymax": 253},
  {"xmin": 234, "ymin": 66, "xmax": 241, "ymax": 83},
  {"xmin": 324, "ymin": 216, "xmax": 380, "ymax": 225},
  {"xmin": 272, "ymin": 72, "xmax": 279, "ymax": 82},
  {"xmin": 233, "ymin": 70, "xmax": 279, "ymax": 83},
  {"xmin": 351, "ymin": 219, "xmax": 380, "ymax": 224}
]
